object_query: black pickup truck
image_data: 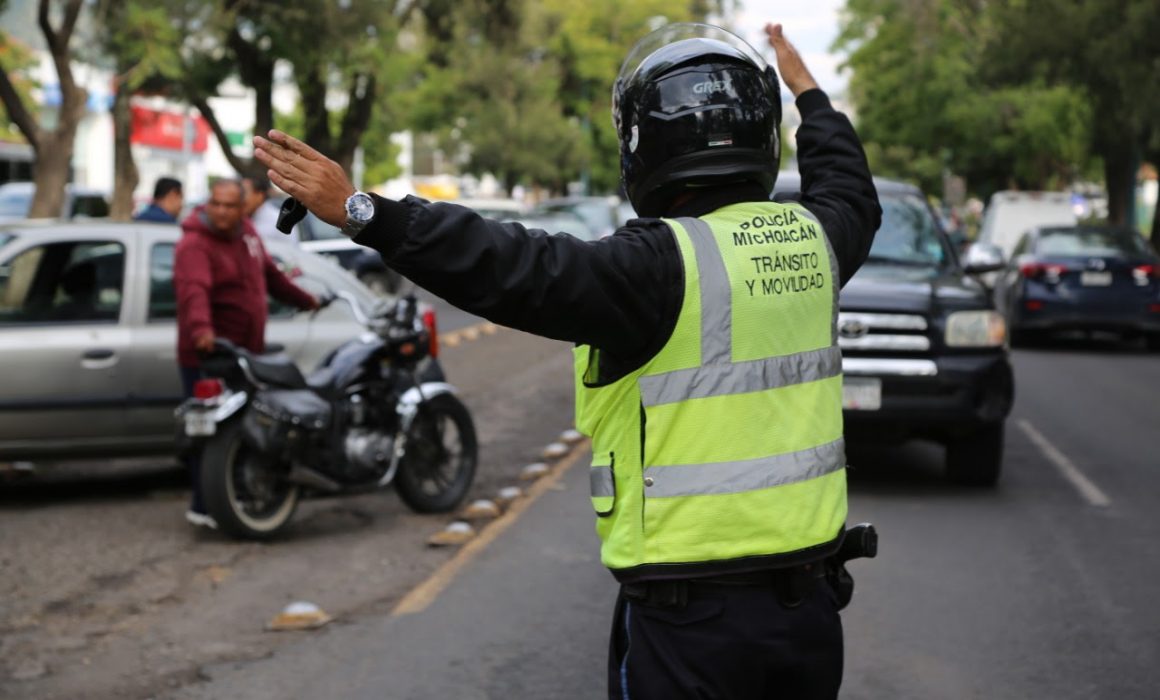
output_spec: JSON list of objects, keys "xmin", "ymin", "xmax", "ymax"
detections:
[{"xmin": 775, "ymin": 173, "xmax": 1014, "ymax": 485}]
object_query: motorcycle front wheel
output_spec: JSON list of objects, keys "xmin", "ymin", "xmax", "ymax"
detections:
[
  {"xmin": 394, "ymin": 393, "xmax": 478, "ymax": 513},
  {"xmin": 200, "ymin": 419, "xmax": 300, "ymax": 540}
]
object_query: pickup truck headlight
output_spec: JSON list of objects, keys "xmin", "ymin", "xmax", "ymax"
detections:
[{"xmin": 945, "ymin": 310, "xmax": 1007, "ymax": 348}]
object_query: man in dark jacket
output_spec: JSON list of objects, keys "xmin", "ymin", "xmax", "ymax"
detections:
[
  {"xmin": 134, "ymin": 177, "xmax": 183, "ymax": 223},
  {"xmin": 173, "ymin": 179, "xmax": 318, "ymax": 527},
  {"xmin": 255, "ymin": 22, "xmax": 879, "ymax": 699}
]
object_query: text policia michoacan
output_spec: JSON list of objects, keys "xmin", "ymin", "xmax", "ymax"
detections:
[{"xmin": 731, "ymin": 211, "xmax": 826, "ymax": 297}]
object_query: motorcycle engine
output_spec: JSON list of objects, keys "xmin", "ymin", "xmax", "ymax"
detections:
[{"xmin": 344, "ymin": 429, "xmax": 395, "ymax": 475}]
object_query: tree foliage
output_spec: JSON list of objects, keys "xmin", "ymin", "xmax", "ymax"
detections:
[
  {"xmin": 835, "ymin": 0, "xmax": 1093, "ymax": 200},
  {"xmin": 837, "ymin": 0, "xmax": 1160, "ymax": 236},
  {"xmin": 0, "ymin": 32, "xmax": 38, "ymax": 143}
]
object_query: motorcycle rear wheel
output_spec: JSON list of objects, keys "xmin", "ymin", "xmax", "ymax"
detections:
[
  {"xmin": 394, "ymin": 393, "xmax": 478, "ymax": 513},
  {"xmin": 201, "ymin": 419, "xmax": 300, "ymax": 540}
]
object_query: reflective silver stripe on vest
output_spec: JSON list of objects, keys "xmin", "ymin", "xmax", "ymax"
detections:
[
  {"xmin": 591, "ymin": 466, "xmax": 615, "ymax": 498},
  {"xmin": 639, "ymin": 345, "xmax": 842, "ymax": 407},
  {"xmin": 643, "ymin": 438, "xmax": 846, "ymax": 498},
  {"xmin": 678, "ymin": 217, "xmax": 732, "ymax": 366}
]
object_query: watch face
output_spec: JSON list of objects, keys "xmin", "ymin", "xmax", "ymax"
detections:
[{"xmin": 347, "ymin": 193, "xmax": 375, "ymax": 223}]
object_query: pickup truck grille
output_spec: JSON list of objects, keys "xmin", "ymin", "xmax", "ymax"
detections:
[{"xmin": 837, "ymin": 312, "xmax": 931, "ymax": 354}]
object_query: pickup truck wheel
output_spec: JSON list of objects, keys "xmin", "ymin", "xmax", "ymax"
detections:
[
  {"xmin": 1145, "ymin": 334, "xmax": 1160, "ymax": 353},
  {"xmin": 359, "ymin": 270, "xmax": 400, "ymax": 296},
  {"xmin": 945, "ymin": 423, "xmax": 1004, "ymax": 487}
]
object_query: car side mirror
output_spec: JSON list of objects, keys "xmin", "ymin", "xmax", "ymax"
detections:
[{"xmin": 963, "ymin": 243, "xmax": 1006, "ymax": 274}]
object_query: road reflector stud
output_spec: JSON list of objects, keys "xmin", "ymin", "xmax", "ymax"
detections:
[
  {"xmin": 268, "ymin": 601, "xmax": 332, "ymax": 631},
  {"xmin": 520, "ymin": 462, "xmax": 550, "ymax": 480},
  {"xmin": 460, "ymin": 499, "xmax": 501, "ymax": 520},
  {"xmin": 428, "ymin": 521, "xmax": 476, "ymax": 547},
  {"xmin": 560, "ymin": 429, "xmax": 584, "ymax": 445},
  {"xmin": 495, "ymin": 486, "xmax": 524, "ymax": 507},
  {"xmin": 542, "ymin": 442, "xmax": 569, "ymax": 459}
]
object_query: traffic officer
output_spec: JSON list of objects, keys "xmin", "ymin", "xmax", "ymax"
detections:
[{"xmin": 254, "ymin": 21, "xmax": 880, "ymax": 700}]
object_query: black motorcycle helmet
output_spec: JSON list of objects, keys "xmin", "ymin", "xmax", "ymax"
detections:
[{"xmin": 613, "ymin": 23, "xmax": 782, "ymax": 217}]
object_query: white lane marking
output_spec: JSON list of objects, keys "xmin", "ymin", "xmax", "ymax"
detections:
[{"xmin": 1017, "ymin": 419, "xmax": 1111, "ymax": 507}]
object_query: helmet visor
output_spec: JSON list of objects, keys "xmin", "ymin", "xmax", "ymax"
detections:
[{"xmin": 616, "ymin": 22, "xmax": 768, "ymax": 89}]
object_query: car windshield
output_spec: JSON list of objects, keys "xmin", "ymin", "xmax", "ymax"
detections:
[
  {"xmin": 0, "ymin": 189, "xmax": 30, "ymax": 217},
  {"xmin": 865, "ymin": 194, "xmax": 947, "ymax": 267},
  {"xmin": 1036, "ymin": 228, "xmax": 1150, "ymax": 257}
]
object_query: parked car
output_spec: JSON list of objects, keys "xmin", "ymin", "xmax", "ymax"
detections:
[
  {"xmin": 977, "ymin": 190, "xmax": 1077, "ymax": 260},
  {"xmin": 294, "ymin": 210, "xmax": 403, "ymax": 296},
  {"xmin": 992, "ymin": 225, "xmax": 1160, "ymax": 348},
  {"xmin": 532, "ymin": 196, "xmax": 623, "ymax": 240},
  {"xmin": 0, "ymin": 221, "xmax": 380, "ymax": 463},
  {"xmin": 774, "ymin": 173, "xmax": 1015, "ymax": 485},
  {"xmin": 0, "ymin": 181, "xmax": 110, "ymax": 223}
]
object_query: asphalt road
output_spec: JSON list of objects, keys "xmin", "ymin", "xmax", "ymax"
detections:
[
  {"xmin": 4, "ymin": 321, "xmax": 1157, "ymax": 699},
  {"xmin": 162, "ymin": 336, "xmax": 1160, "ymax": 700}
]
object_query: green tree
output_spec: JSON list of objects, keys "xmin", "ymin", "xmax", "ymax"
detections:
[
  {"xmin": 835, "ymin": 0, "xmax": 1093, "ymax": 199},
  {"xmin": 95, "ymin": 0, "xmax": 184, "ymax": 219},
  {"xmin": 982, "ymin": 0, "xmax": 1160, "ymax": 232},
  {"xmin": 178, "ymin": 0, "xmax": 420, "ymax": 178},
  {"xmin": 0, "ymin": 0, "xmax": 88, "ymax": 218}
]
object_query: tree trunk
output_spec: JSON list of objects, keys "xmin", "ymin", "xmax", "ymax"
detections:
[
  {"xmin": 26, "ymin": 0, "xmax": 88, "ymax": 219},
  {"xmin": 109, "ymin": 77, "xmax": 138, "ymax": 220},
  {"xmin": 30, "ymin": 133, "xmax": 74, "ymax": 218},
  {"xmin": 192, "ymin": 95, "xmax": 260, "ymax": 178},
  {"xmin": 1103, "ymin": 146, "xmax": 1135, "ymax": 227}
]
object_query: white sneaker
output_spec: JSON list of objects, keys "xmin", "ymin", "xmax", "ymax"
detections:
[{"xmin": 185, "ymin": 510, "xmax": 218, "ymax": 530}]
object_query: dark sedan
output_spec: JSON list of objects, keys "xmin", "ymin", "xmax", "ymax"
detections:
[{"xmin": 993, "ymin": 225, "xmax": 1160, "ymax": 349}]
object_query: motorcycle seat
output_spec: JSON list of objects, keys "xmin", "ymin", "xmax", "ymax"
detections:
[
  {"xmin": 244, "ymin": 352, "xmax": 307, "ymax": 389},
  {"xmin": 306, "ymin": 367, "xmax": 341, "ymax": 396}
]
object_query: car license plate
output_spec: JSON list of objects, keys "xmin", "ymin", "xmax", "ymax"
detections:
[
  {"xmin": 184, "ymin": 410, "xmax": 217, "ymax": 437},
  {"xmin": 1081, "ymin": 271, "xmax": 1112, "ymax": 286},
  {"xmin": 842, "ymin": 378, "xmax": 882, "ymax": 411}
]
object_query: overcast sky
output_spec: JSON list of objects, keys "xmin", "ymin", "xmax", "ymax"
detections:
[{"xmin": 730, "ymin": 0, "xmax": 849, "ymax": 97}]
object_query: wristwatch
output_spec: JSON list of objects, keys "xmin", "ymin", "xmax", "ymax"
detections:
[{"xmin": 340, "ymin": 191, "xmax": 376, "ymax": 237}]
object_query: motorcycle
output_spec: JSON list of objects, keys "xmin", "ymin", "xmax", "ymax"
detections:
[{"xmin": 176, "ymin": 290, "xmax": 478, "ymax": 540}]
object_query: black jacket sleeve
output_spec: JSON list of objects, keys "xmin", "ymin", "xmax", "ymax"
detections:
[
  {"xmin": 777, "ymin": 89, "xmax": 881, "ymax": 286},
  {"xmin": 353, "ymin": 198, "xmax": 676, "ymax": 358}
]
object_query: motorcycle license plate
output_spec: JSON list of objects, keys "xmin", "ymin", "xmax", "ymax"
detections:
[
  {"xmin": 842, "ymin": 378, "xmax": 882, "ymax": 411},
  {"xmin": 184, "ymin": 410, "xmax": 217, "ymax": 437}
]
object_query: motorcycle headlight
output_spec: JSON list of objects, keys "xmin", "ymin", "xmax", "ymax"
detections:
[{"xmin": 945, "ymin": 310, "xmax": 1007, "ymax": 348}]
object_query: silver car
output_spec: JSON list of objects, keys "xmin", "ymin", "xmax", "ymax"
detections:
[{"xmin": 0, "ymin": 221, "xmax": 376, "ymax": 462}]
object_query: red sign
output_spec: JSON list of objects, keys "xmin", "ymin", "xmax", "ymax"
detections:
[{"xmin": 130, "ymin": 106, "xmax": 211, "ymax": 152}]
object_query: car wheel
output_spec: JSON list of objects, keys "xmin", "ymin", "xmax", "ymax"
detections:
[
  {"xmin": 945, "ymin": 422, "xmax": 1004, "ymax": 487},
  {"xmin": 359, "ymin": 270, "xmax": 401, "ymax": 296},
  {"xmin": 1146, "ymin": 334, "xmax": 1160, "ymax": 353}
]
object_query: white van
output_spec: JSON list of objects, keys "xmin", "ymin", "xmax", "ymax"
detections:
[{"xmin": 978, "ymin": 191, "xmax": 1078, "ymax": 258}]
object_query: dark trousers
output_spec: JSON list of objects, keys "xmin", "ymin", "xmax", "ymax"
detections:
[
  {"xmin": 608, "ymin": 576, "xmax": 844, "ymax": 700},
  {"xmin": 179, "ymin": 365, "xmax": 205, "ymax": 514}
]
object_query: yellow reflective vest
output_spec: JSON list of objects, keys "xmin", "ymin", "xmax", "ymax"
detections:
[{"xmin": 574, "ymin": 201, "xmax": 847, "ymax": 581}]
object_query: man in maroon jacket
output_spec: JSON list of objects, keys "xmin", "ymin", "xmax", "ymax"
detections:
[{"xmin": 174, "ymin": 179, "xmax": 318, "ymax": 528}]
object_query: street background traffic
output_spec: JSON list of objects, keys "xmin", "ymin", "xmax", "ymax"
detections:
[{"xmin": 3, "ymin": 0, "xmax": 1160, "ymax": 697}]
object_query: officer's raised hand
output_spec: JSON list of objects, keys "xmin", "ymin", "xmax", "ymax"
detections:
[
  {"xmin": 252, "ymin": 131, "xmax": 353, "ymax": 227},
  {"xmin": 764, "ymin": 23, "xmax": 819, "ymax": 97}
]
